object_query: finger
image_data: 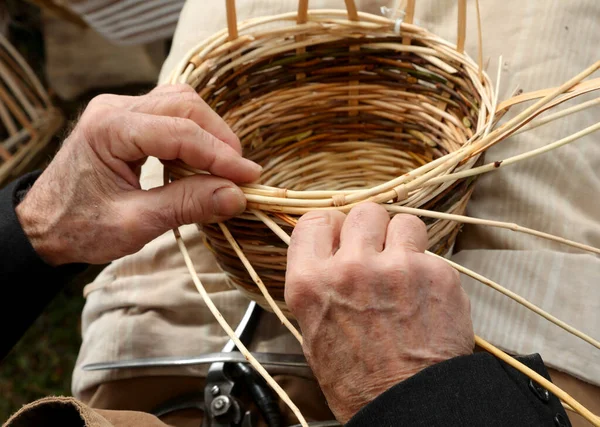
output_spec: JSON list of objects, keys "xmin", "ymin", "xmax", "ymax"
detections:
[
  {"xmin": 288, "ymin": 210, "xmax": 346, "ymax": 265},
  {"xmin": 104, "ymin": 111, "xmax": 261, "ymax": 183},
  {"xmin": 384, "ymin": 214, "xmax": 428, "ymax": 253},
  {"xmin": 339, "ymin": 202, "xmax": 389, "ymax": 252},
  {"xmin": 125, "ymin": 174, "xmax": 247, "ymax": 232},
  {"xmin": 140, "ymin": 84, "xmax": 243, "ymax": 154}
]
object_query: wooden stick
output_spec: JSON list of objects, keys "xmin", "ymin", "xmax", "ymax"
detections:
[
  {"xmin": 226, "ymin": 0, "xmax": 238, "ymax": 41},
  {"xmin": 497, "ymin": 77, "xmax": 600, "ymax": 112},
  {"xmin": 218, "ymin": 221, "xmax": 303, "ymax": 344},
  {"xmin": 424, "ymin": 121, "xmax": 600, "ymax": 186},
  {"xmin": 297, "ymin": 0, "xmax": 309, "ymax": 23},
  {"xmin": 402, "ymin": 0, "xmax": 416, "ymax": 45},
  {"xmin": 475, "ymin": 336, "xmax": 600, "ymax": 426},
  {"xmin": 457, "ymin": 0, "xmax": 467, "ymax": 53},
  {"xmin": 514, "ymin": 97, "xmax": 600, "ymax": 136},
  {"xmin": 173, "ymin": 228, "xmax": 308, "ymax": 427},
  {"xmin": 344, "ymin": 0, "xmax": 360, "ymax": 117},
  {"xmin": 474, "ymin": 0, "xmax": 483, "ymax": 82},
  {"xmin": 344, "ymin": 0, "xmax": 359, "ymax": 21},
  {"xmin": 429, "ymin": 252, "xmax": 600, "ymax": 351},
  {"xmin": 386, "ymin": 205, "xmax": 600, "ymax": 256},
  {"xmin": 252, "ymin": 209, "xmax": 292, "ymax": 245}
]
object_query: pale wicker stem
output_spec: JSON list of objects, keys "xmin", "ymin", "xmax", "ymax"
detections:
[
  {"xmin": 429, "ymin": 253, "xmax": 600, "ymax": 351},
  {"xmin": 173, "ymin": 228, "xmax": 308, "ymax": 427},
  {"xmin": 475, "ymin": 336, "xmax": 600, "ymax": 427},
  {"xmin": 514, "ymin": 97, "xmax": 600, "ymax": 136},
  {"xmin": 217, "ymin": 221, "xmax": 303, "ymax": 344},
  {"xmin": 423, "ymin": 121, "xmax": 600, "ymax": 187},
  {"xmin": 386, "ymin": 205, "xmax": 600, "ymax": 256}
]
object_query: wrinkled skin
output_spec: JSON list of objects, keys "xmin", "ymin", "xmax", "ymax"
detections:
[
  {"xmin": 285, "ymin": 203, "xmax": 475, "ymax": 423},
  {"xmin": 16, "ymin": 84, "xmax": 261, "ymax": 266}
]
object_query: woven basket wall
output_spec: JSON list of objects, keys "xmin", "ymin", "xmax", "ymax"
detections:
[
  {"xmin": 0, "ymin": 35, "xmax": 63, "ymax": 187},
  {"xmin": 166, "ymin": 5, "xmax": 495, "ymax": 310}
]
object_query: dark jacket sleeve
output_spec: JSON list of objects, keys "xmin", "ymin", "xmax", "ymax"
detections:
[
  {"xmin": 347, "ymin": 352, "xmax": 570, "ymax": 426},
  {"xmin": 0, "ymin": 172, "xmax": 86, "ymax": 360}
]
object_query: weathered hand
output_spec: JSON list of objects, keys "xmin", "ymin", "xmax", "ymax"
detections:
[
  {"xmin": 285, "ymin": 202, "xmax": 474, "ymax": 423},
  {"xmin": 16, "ymin": 84, "xmax": 261, "ymax": 266}
]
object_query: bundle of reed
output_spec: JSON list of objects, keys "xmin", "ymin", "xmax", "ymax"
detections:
[
  {"xmin": 164, "ymin": 1, "xmax": 600, "ymax": 425},
  {"xmin": 0, "ymin": 34, "xmax": 63, "ymax": 187}
]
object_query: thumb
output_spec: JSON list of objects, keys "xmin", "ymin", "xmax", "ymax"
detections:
[{"xmin": 129, "ymin": 174, "xmax": 247, "ymax": 232}]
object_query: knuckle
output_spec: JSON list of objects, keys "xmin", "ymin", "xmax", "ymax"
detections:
[
  {"xmin": 379, "ymin": 253, "xmax": 410, "ymax": 278},
  {"xmin": 80, "ymin": 103, "xmax": 116, "ymax": 143},
  {"xmin": 335, "ymin": 255, "xmax": 371, "ymax": 285},
  {"xmin": 87, "ymin": 94, "xmax": 113, "ymax": 109},
  {"xmin": 429, "ymin": 259, "xmax": 460, "ymax": 292},
  {"xmin": 171, "ymin": 83, "xmax": 197, "ymax": 95},
  {"xmin": 349, "ymin": 202, "xmax": 385, "ymax": 223},
  {"xmin": 297, "ymin": 210, "xmax": 334, "ymax": 228},
  {"xmin": 285, "ymin": 269, "xmax": 320, "ymax": 313},
  {"xmin": 392, "ymin": 213, "xmax": 427, "ymax": 235}
]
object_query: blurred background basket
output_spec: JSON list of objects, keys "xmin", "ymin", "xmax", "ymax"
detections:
[
  {"xmin": 166, "ymin": 1, "xmax": 496, "ymax": 308},
  {"xmin": 0, "ymin": 34, "xmax": 62, "ymax": 186}
]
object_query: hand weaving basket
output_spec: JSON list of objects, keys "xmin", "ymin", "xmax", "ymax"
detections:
[
  {"xmin": 0, "ymin": 35, "xmax": 63, "ymax": 186},
  {"xmin": 164, "ymin": 1, "xmax": 600, "ymax": 424}
]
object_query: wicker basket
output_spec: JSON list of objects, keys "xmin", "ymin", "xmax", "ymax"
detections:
[
  {"xmin": 166, "ymin": 1, "xmax": 497, "ymax": 308},
  {"xmin": 0, "ymin": 35, "xmax": 63, "ymax": 186}
]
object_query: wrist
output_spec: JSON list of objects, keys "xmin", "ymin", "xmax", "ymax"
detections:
[{"xmin": 15, "ymin": 191, "xmax": 68, "ymax": 267}]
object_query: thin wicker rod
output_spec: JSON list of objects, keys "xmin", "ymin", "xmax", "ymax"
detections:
[
  {"xmin": 344, "ymin": 0, "xmax": 359, "ymax": 20},
  {"xmin": 497, "ymin": 77, "xmax": 600, "ymax": 112},
  {"xmin": 295, "ymin": 0, "xmax": 309, "ymax": 80},
  {"xmin": 346, "ymin": 0, "xmax": 360, "ymax": 117},
  {"xmin": 475, "ymin": 0, "xmax": 483, "ymax": 82},
  {"xmin": 456, "ymin": 0, "xmax": 467, "ymax": 53},
  {"xmin": 297, "ymin": 0, "xmax": 309, "ymax": 23},
  {"xmin": 421, "ymin": 121, "xmax": 600, "ymax": 187},
  {"xmin": 484, "ymin": 56, "xmax": 502, "ymax": 137},
  {"xmin": 174, "ymin": 228, "xmax": 308, "ymax": 427},
  {"xmin": 218, "ymin": 222, "xmax": 303, "ymax": 344},
  {"xmin": 473, "ymin": 84, "xmax": 600, "ymax": 157},
  {"xmin": 514, "ymin": 97, "xmax": 600, "ymax": 136},
  {"xmin": 386, "ymin": 206, "xmax": 600, "ymax": 256},
  {"xmin": 251, "ymin": 209, "xmax": 292, "ymax": 245},
  {"xmin": 226, "ymin": 0, "xmax": 238, "ymax": 41},
  {"xmin": 402, "ymin": 0, "xmax": 416, "ymax": 45},
  {"xmin": 469, "ymin": 61, "xmax": 600, "ymax": 158},
  {"xmin": 474, "ymin": 336, "xmax": 600, "ymax": 426},
  {"xmin": 428, "ymin": 252, "xmax": 600, "ymax": 351}
]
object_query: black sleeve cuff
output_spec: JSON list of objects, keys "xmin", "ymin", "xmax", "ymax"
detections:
[
  {"xmin": 0, "ymin": 172, "xmax": 87, "ymax": 360},
  {"xmin": 347, "ymin": 352, "xmax": 569, "ymax": 427}
]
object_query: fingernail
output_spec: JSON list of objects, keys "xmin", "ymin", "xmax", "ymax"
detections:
[
  {"xmin": 243, "ymin": 158, "xmax": 263, "ymax": 175},
  {"xmin": 213, "ymin": 187, "xmax": 246, "ymax": 217}
]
